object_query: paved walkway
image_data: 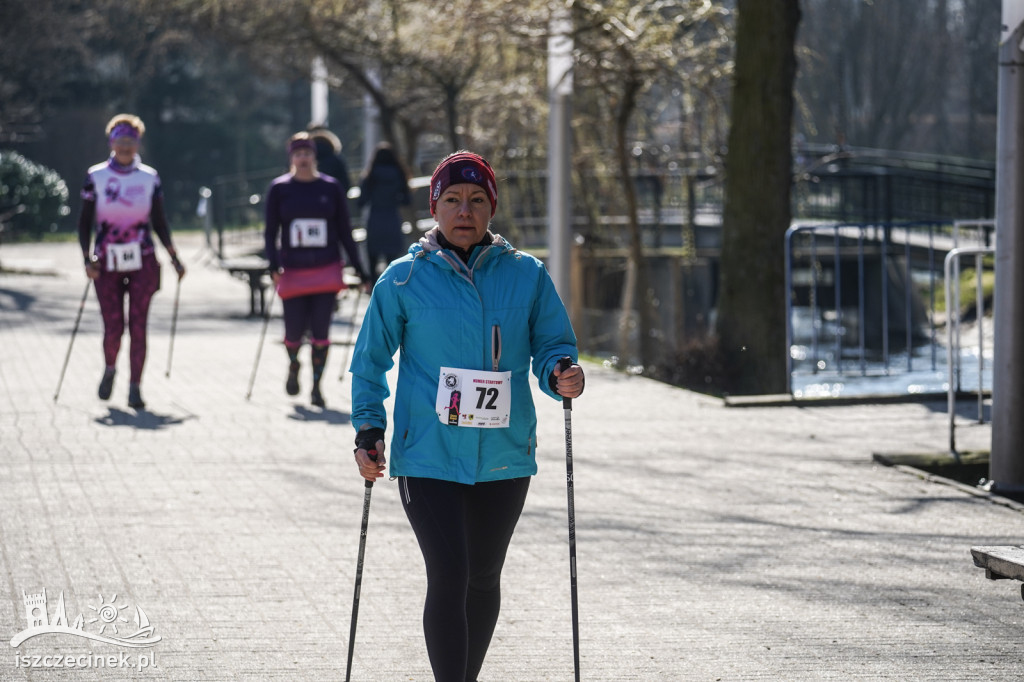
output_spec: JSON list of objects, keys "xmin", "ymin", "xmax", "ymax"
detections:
[{"xmin": 0, "ymin": 235, "xmax": 1018, "ymax": 681}]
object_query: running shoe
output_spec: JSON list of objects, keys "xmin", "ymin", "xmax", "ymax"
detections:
[
  {"xmin": 286, "ymin": 361, "xmax": 300, "ymax": 396},
  {"xmin": 98, "ymin": 368, "xmax": 115, "ymax": 400},
  {"xmin": 128, "ymin": 383, "xmax": 145, "ymax": 409}
]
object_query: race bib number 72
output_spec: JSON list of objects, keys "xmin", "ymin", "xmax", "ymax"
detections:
[{"xmin": 435, "ymin": 367, "xmax": 511, "ymax": 428}]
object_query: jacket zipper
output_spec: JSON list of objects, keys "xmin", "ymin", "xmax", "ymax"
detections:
[{"xmin": 491, "ymin": 323, "xmax": 501, "ymax": 371}]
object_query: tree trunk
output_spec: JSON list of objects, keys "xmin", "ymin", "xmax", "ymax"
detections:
[
  {"xmin": 444, "ymin": 83, "xmax": 461, "ymax": 151},
  {"xmin": 717, "ymin": 0, "xmax": 801, "ymax": 394},
  {"xmin": 615, "ymin": 66, "xmax": 656, "ymax": 368}
]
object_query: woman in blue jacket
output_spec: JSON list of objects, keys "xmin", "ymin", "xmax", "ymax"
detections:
[{"xmin": 350, "ymin": 151, "xmax": 585, "ymax": 681}]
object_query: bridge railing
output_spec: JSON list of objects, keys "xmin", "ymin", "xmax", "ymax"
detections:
[
  {"xmin": 945, "ymin": 241, "xmax": 995, "ymax": 456},
  {"xmin": 784, "ymin": 220, "xmax": 994, "ymax": 398}
]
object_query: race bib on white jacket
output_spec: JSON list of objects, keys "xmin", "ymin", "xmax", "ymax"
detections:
[{"xmin": 106, "ymin": 242, "xmax": 142, "ymax": 272}]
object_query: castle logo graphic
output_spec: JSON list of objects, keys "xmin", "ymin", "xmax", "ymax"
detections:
[{"xmin": 10, "ymin": 588, "xmax": 161, "ymax": 649}]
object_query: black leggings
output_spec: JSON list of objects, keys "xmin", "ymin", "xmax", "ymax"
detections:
[
  {"xmin": 399, "ymin": 475, "xmax": 530, "ymax": 682},
  {"xmin": 281, "ymin": 291, "xmax": 335, "ymax": 346}
]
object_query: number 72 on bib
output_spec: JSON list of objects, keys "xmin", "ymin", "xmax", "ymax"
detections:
[{"xmin": 434, "ymin": 367, "xmax": 512, "ymax": 428}]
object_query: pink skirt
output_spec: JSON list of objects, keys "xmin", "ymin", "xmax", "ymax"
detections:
[{"xmin": 275, "ymin": 262, "xmax": 344, "ymax": 300}]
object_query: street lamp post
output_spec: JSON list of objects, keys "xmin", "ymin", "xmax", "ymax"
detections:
[
  {"xmin": 547, "ymin": 7, "xmax": 574, "ymax": 305},
  {"xmin": 990, "ymin": 2, "xmax": 1024, "ymax": 491}
]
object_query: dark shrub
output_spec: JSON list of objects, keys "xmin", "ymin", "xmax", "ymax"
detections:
[{"xmin": 0, "ymin": 150, "xmax": 70, "ymax": 240}]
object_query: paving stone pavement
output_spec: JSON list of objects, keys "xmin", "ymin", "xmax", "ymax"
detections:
[{"xmin": 0, "ymin": 235, "xmax": 1020, "ymax": 681}]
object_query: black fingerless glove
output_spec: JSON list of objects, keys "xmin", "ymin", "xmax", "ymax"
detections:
[{"xmin": 355, "ymin": 427, "xmax": 385, "ymax": 452}]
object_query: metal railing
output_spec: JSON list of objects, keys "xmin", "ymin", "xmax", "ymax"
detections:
[
  {"xmin": 784, "ymin": 220, "xmax": 994, "ymax": 399},
  {"xmin": 945, "ymin": 218, "xmax": 995, "ymax": 457}
]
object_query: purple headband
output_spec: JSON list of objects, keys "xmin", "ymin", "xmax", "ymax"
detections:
[
  {"xmin": 289, "ymin": 138, "xmax": 316, "ymax": 154},
  {"xmin": 109, "ymin": 123, "xmax": 140, "ymax": 142}
]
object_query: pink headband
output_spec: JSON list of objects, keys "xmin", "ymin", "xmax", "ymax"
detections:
[
  {"xmin": 109, "ymin": 123, "xmax": 140, "ymax": 142},
  {"xmin": 429, "ymin": 152, "xmax": 497, "ymax": 217}
]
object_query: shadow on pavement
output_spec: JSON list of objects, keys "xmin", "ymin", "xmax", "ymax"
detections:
[
  {"xmin": 94, "ymin": 407, "xmax": 194, "ymax": 430},
  {"xmin": 288, "ymin": 405, "xmax": 352, "ymax": 424},
  {"xmin": 916, "ymin": 395, "xmax": 992, "ymax": 421},
  {"xmin": 0, "ymin": 287, "xmax": 35, "ymax": 312}
]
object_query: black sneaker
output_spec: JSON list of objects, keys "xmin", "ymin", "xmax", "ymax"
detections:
[
  {"xmin": 128, "ymin": 383, "xmax": 145, "ymax": 409},
  {"xmin": 98, "ymin": 368, "xmax": 115, "ymax": 400},
  {"xmin": 310, "ymin": 384, "xmax": 325, "ymax": 408},
  {"xmin": 286, "ymin": 361, "xmax": 300, "ymax": 396}
]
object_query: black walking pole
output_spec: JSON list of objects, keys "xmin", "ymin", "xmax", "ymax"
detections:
[
  {"xmin": 337, "ymin": 288, "xmax": 363, "ymax": 382},
  {"xmin": 345, "ymin": 450, "xmax": 377, "ymax": 682},
  {"xmin": 245, "ymin": 289, "xmax": 276, "ymax": 401},
  {"xmin": 558, "ymin": 357, "xmax": 581, "ymax": 682},
  {"xmin": 53, "ymin": 280, "xmax": 91, "ymax": 403},
  {"xmin": 165, "ymin": 278, "xmax": 181, "ymax": 378}
]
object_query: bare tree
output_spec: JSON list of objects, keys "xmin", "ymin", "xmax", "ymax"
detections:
[
  {"xmin": 573, "ymin": 0, "xmax": 730, "ymax": 369},
  {"xmin": 0, "ymin": 0, "xmax": 103, "ymax": 142},
  {"xmin": 960, "ymin": 0, "xmax": 1001, "ymax": 157},
  {"xmin": 795, "ymin": 0, "xmax": 997, "ymax": 158},
  {"xmin": 174, "ymin": 0, "xmax": 551, "ymax": 168}
]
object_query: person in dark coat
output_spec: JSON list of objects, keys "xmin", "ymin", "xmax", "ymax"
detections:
[
  {"xmin": 307, "ymin": 126, "xmax": 352, "ymax": 195},
  {"xmin": 357, "ymin": 142, "xmax": 411, "ymax": 278}
]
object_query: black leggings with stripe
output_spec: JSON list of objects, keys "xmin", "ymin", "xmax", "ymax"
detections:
[{"xmin": 399, "ymin": 475, "xmax": 530, "ymax": 682}]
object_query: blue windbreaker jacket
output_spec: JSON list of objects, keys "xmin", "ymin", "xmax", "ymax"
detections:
[{"xmin": 350, "ymin": 228, "xmax": 578, "ymax": 484}]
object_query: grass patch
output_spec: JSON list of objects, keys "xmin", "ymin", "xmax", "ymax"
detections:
[
  {"xmin": 929, "ymin": 259, "xmax": 995, "ymax": 317},
  {"xmin": 874, "ymin": 450, "xmax": 989, "ymax": 487}
]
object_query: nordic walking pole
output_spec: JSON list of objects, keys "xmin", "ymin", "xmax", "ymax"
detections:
[
  {"xmin": 337, "ymin": 287, "xmax": 363, "ymax": 382},
  {"xmin": 245, "ymin": 289, "xmax": 276, "ymax": 400},
  {"xmin": 558, "ymin": 356, "xmax": 581, "ymax": 682},
  {"xmin": 53, "ymin": 280, "xmax": 91, "ymax": 403},
  {"xmin": 165, "ymin": 278, "xmax": 181, "ymax": 378},
  {"xmin": 345, "ymin": 450, "xmax": 377, "ymax": 682}
]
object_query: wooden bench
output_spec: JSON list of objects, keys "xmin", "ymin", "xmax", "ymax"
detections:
[
  {"xmin": 220, "ymin": 257, "xmax": 271, "ymax": 317},
  {"xmin": 971, "ymin": 546, "xmax": 1024, "ymax": 600}
]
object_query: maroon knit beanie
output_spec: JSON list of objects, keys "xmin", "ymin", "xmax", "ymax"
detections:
[{"xmin": 429, "ymin": 151, "xmax": 497, "ymax": 217}]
